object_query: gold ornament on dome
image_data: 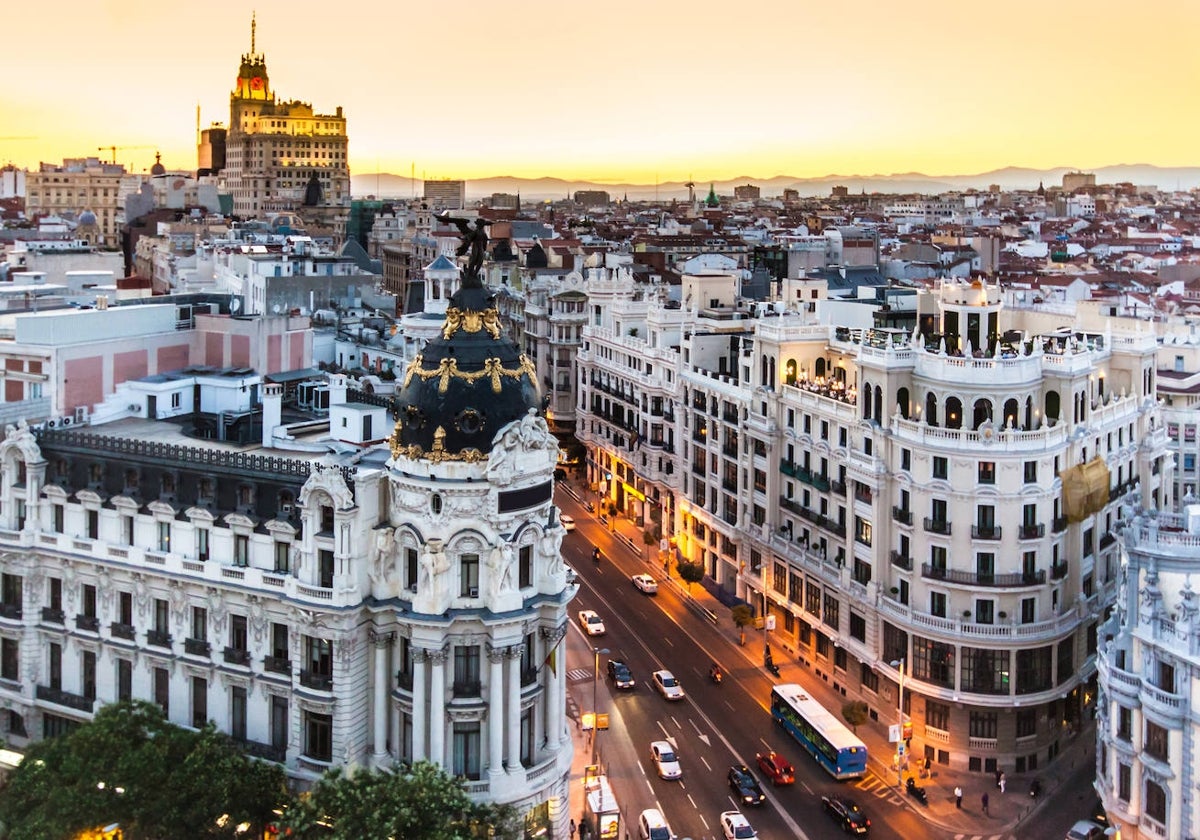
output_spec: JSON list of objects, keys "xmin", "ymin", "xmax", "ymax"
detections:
[
  {"xmin": 402, "ymin": 353, "xmax": 535, "ymax": 394},
  {"xmin": 442, "ymin": 306, "xmax": 501, "ymax": 340}
]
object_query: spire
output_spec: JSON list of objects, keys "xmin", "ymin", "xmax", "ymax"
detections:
[{"xmin": 251, "ymin": 11, "xmax": 256, "ymax": 55}]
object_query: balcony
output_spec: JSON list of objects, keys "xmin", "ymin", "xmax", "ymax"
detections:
[
  {"xmin": 36, "ymin": 684, "xmax": 94, "ymax": 713},
  {"xmin": 110, "ymin": 622, "xmax": 135, "ymax": 640},
  {"xmin": 890, "ymin": 550, "xmax": 913, "ymax": 571},
  {"xmin": 299, "ymin": 670, "xmax": 333, "ymax": 691},
  {"xmin": 780, "ymin": 460, "xmax": 798, "ymax": 478},
  {"xmin": 452, "ymin": 680, "xmax": 482, "ymax": 698},
  {"xmin": 1052, "ymin": 516, "xmax": 1068, "ymax": 534},
  {"xmin": 1099, "ymin": 532, "xmax": 1116, "ymax": 550},
  {"xmin": 75, "ymin": 615, "xmax": 100, "ymax": 633},
  {"xmin": 224, "ymin": 647, "xmax": 251, "ymax": 666},
  {"xmin": 147, "ymin": 630, "xmax": 172, "ymax": 649},
  {"xmin": 923, "ymin": 517, "xmax": 952, "ymax": 536},
  {"xmin": 521, "ymin": 667, "xmax": 538, "ymax": 687},
  {"xmin": 971, "ymin": 525, "xmax": 1003, "ymax": 541},
  {"xmin": 1051, "ymin": 562, "xmax": 1069, "ymax": 580},
  {"xmin": 264, "ymin": 656, "xmax": 292, "ymax": 675},
  {"xmin": 237, "ymin": 738, "xmax": 287, "ymax": 764},
  {"xmin": 395, "ymin": 670, "xmax": 413, "ymax": 691},
  {"xmin": 40, "ymin": 607, "xmax": 65, "ymax": 624},
  {"xmin": 184, "ymin": 638, "xmax": 211, "ymax": 657},
  {"xmin": 921, "ymin": 563, "xmax": 1046, "ymax": 587},
  {"xmin": 892, "ymin": 507, "xmax": 913, "ymax": 526},
  {"xmin": 1018, "ymin": 523, "xmax": 1045, "ymax": 540},
  {"xmin": 0, "ymin": 603, "xmax": 21, "ymax": 620}
]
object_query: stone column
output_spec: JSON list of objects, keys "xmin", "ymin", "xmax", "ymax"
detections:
[
  {"xmin": 487, "ymin": 644, "xmax": 506, "ymax": 777},
  {"xmin": 429, "ymin": 647, "xmax": 447, "ymax": 768},
  {"xmin": 541, "ymin": 625, "xmax": 567, "ymax": 749},
  {"xmin": 411, "ymin": 648, "xmax": 428, "ymax": 762},
  {"xmin": 505, "ymin": 644, "xmax": 524, "ymax": 771},
  {"xmin": 370, "ymin": 630, "xmax": 394, "ymax": 760}
]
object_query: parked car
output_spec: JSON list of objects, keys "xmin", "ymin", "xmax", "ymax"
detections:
[
  {"xmin": 727, "ymin": 764, "xmax": 766, "ymax": 806},
  {"xmin": 651, "ymin": 669, "xmax": 685, "ymax": 701},
  {"xmin": 606, "ymin": 659, "xmax": 635, "ymax": 689},
  {"xmin": 649, "ymin": 740, "xmax": 682, "ymax": 779},
  {"xmin": 822, "ymin": 795, "xmax": 870, "ymax": 835},
  {"xmin": 559, "ymin": 514, "xmax": 576, "ymax": 531},
  {"xmin": 719, "ymin": 810, "xmax": 757, "ymax": 840},
  {"xmin": 755, "ymin": 751, "xmax": 795, "ymax": 785},
  {"xmin": 1065, "ymin": 821, "xmax": 1106, "ymax": 840},
  {"xmin": 638, "ymin": 808, "xmax": 671, "ymax": 840},
  {"xmin": 631, "ymin": 573, "xmax": 659, "ymax": 594},
  {"xmin": 578, "ymin": 609, "xmax": 606, "ymax": 636}
]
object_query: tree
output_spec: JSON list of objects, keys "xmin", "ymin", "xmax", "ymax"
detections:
[
  {"xmin": 675, "ymin": 559, "xmax": 705, "ymax": 594},
  {"xmin": 277, "ymin": 761, "xmax": 519, "ymax": 840},
  {"xmin": 0, "ymin": 700, "xmax": 286, "ymax": 840},
  {"xmin": 730, "ymin": 604, "xmax": 755, "ymax": 646},
  {"xmin": 842, "ymin": 701, "xmax": 870, "ymax": 733}
]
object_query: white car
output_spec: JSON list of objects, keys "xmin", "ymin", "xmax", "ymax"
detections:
[
  {"xmin": 631, "ymin": 573, "xmax": 659, "ymax": 594},
  {"xmin": 651, "ymin": 669, "xmax": 685, "ymax": 701},
  {"xmin": 559, "ymin": 514, "xmax": 576, "ymax": 532},
  {"xmin": 649, "ymin": 740, "xmax": 682, "ymax": 779},
  {"xmin": 720, "ymin": 810, "xmax": 758, "ymax": 840},
  {"xmin": 578, "ymin": 609, "xmax": 606, "ymax": 636}
]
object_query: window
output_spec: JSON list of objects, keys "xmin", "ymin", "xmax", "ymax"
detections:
[
  {"xmin": 49, "ymin": 578, "xmax": 62, "ymax": 612},
  {"xmin": 1117, "ymin": 763, "xmax": 1131, "ymax": 801},
  {"xmin": 81, "ymin": 584, "xmax": 97, "ymax": 619},
  {"xmin": 119, "ymin": 591, "xmax": 133, "ymax": 625},
  {"xmin": 52, "ymin": 504, "xmax": 64, "ymax": 533},
  {"xmin": 154, "ymin": 666, "xmax": 169, "ymax": 714},
  {"xmin": 47, "ymin": 643, "xmax": 63, "ymax": 690},
  {"xmin": 231, "ymin": 686, "xmax": 247, "ymax": 741},
  {"xmin": 157, "ymin": 521, "xmax": 170, "ymax": 552},
  {"xmin": 930, "ymin": 591, "xmax": 946, "ymax": 618},
  {"xmin": 87, "ymin": 509, "xmax": 99, "ymax": 539},
  {"xmin": 453, "ymin": 645, "xmax": 481, "ymax": 696},
  {"xmin": 925, "ymin": 700, "xmax": 950, "ymax": 731},
  {"xmin": 1016, "ymin": 709, "xmax": 1036, "ymax": 738},
  {"xmin": 318, "ymin": 549, "xmax": 334, "ymax": 588},
  {"xmin": 976, "ymin": 553, "xmax": 995, "ymax": 584},
  {"xmin": 1156, "ymin": 659, "xmax": 1176, "ymax": 693},
  {"xmin": 975, "ymin": 599, "xmax": 994, "ymax": 625},
  {"xmin": 911, "ymin": 636, "xmax": 954, "ymax": 688},
  {"xmin": 1144, "ymin": 779, "xmax": 1166, "ymax": 823},
  {"xmin": 1015, "ymin": 647, "xmax": 1052, "ymax": 694},
  {"xmin": 460, "ymin": 554, "xmax": 480, "ymax": 597},
  {"xmin": 854, "ymin": 516, "xmax": 872, "ymax": 546},
  {"xmin": 1057, "ymin": 637, "xmax": 1075, "ymax": 684},
  {"xmin": 969, "ymin": 711, "xmax": 998, "ymax": 739},
  {"xmin": 901, "ymin": 448, "xmax": 911, "ymax": 471},
  {"xmin": 978, "ymin": 461, "xmax": 995, "ymax": 484},
  {"xmin": 304, "ymin": 711, "xmax": 333, "ymax": 761},
  {"xmin": 1, "ymin": 574, "xmax": 21, "ymax": 612},
  {"xmin": 1116, "ymin": 705, "xmax": 1132, "ymax": 741},
  {"xmin": 405, "ymin": 548, "xmax": 419, "ymax": 591},
  {"xmin": 153, "ymin": 599, "xmax": 169, "ymax": 634},
  {"xmin": 961, "ymin": 647, "xmax": 1007, "ymax": 694},
  {"xmin": 191, "ymin": 676, "xmax": 207, "ymax": 729},
  {"xmin": 121, "ymin": 515, "xmax": 133, "ymax": 546},
  {"xmin": 452, "ymin": 722, "xmax": 482, "ymax": 780},
  {"xmin": 849, "ymin": 612, "xmax": 866, "ymax": 642},
  {"xmin": 823, "ymin": 593, "xmax": 839, "ymax": 631},
  {"xmin": 932, "ymin": 456, "xmax": 948, "ymax": 480},
  {"xmin": 117, "ymin": 659, "xmax": 132, "ymax": 701},
  {"xmin": 191, "ymin": 607, "xmax": 207, "ymax": 642},
  {"xmin": 1145, "ymin": 720, "xmax": 1168, "ymax": 761},
  {"xmin": 0, "ymin": 638, "xmax": 18, "ymax": 681},
  {"xmin": 271, "ymin": 622, "xmax": 289, "ymax": 661},
  {"xmin": 1021, "ymin": 597, "xmax": 1036, "ymax": 624},
  {"xmin": 230, "ymin": 615, "xmax": 248, "ymax": 652},
  {"xmin": 274, "ymin": 541, "xmax": 290, "ymax": 573},
  {"xmin": 519, "ymin": 545, "xmax": 533, "ymax": 588},
  {"xmin": 860, "ymin": 662, "xmax": 878, "ymax": 692},
  {"xmin": 196, "ymin": 528, "xmax": 210, "ymax": 562},
  {"xmin": 234, "ymin": 534, "xmax": 250, "ymax": 567},
  {"xmin": 1024, "ymin": 461, "xmax": 1037, "ymax": 483},
  {"xmin": 271, "ymin": 696, "xmax": 289, "ymax": 751}
]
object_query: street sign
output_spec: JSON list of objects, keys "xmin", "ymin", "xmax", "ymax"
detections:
[
  {"xmin": 596, "ymin": 713, "xmax": 610, "ymax": 730},
  {"xmin": 888, "ymin": 723, "xmax": 901, "ymax": 743},
  {"xmin": 765, "ymin": 615, "xmax": 776, "ymax": 631}
]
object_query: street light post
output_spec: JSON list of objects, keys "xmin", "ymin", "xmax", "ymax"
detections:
[
  {"xmin": 890, "ymin": 658, "xmax": 906, "ymax": 789},
  {"xmin": 591, "ymin": 646, "xmax": 610, "ymax": 765}
]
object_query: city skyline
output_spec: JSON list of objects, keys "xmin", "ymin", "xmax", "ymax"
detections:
[{"xmin": 1, "ymin": 0, "xmax": 1197, "ymax": 183}]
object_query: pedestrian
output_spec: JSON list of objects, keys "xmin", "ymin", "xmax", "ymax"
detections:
[
  {"xmin": 994, "ymin": 768, "xmax": 1002, "ymax": 788},
  {"xmin": 569, "ymin": 819, "xmax": 576, "ymax": 839},
  {"xmin": 982, "ymin": 792, "xmax": 990, "ymax": 815},
  {"xmin": 999, "ymin": 772, "xmax": 1006, "ymax": 794},
  {"xmin": 954, "ymin": 785, "xmax": 963, "ymax": 808}
]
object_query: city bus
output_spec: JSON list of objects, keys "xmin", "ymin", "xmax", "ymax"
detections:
[{"xmin": 770, "ymin": 683, "xmax": 868, "ymax": 780}]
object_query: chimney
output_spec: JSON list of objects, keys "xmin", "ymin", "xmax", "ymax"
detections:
[
  {"xmin": 328, "ymin": 373, "xmax": 348, "ymax": 407},
  {"xmin": 96, "ymin": 295, "xmax": 108, "ymax": 310},
  {"xmin": 262, "ymin": 383, "xmax": 283, "ymax": 448}
]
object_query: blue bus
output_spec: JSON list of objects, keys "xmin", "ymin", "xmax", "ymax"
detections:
[{"xmin": 770, "ymin": 683, "xmax": 868, "ymax": 780}]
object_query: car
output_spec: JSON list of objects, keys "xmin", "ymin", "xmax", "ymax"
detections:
[
  {"xmin": 578, "ymin": 609, "xmax": 606, "ymax": 636},
  {"xmin": 638, "ymin": 808, "xmax": 671, "ymax": 840},
  {"xmin": 559, "ymin": 514, "xmax": 576, "ymax": 531},
  {"xmin": 822, "ymin": 795, "xmax": 870, "ymax": 835},
  {"xmin": 631, "ymin": 573, "xmax": 659, "ymax": 594},
  {"xmin": 1065, "ymin": 820, "xmax": 1106, "ymax": 840},
  {"xmin": 727, "ymin": 764, "xmax": 766, "ymax": 806},
  {"xmin": 719, "ymin": 810, "xmax": 757, "ymax": 840},
  {"xmin": 651, "ymin": 669, "xmax": 685, "ymax": 701},
  {"xmin": 755, "ymin": 751, "xmax": 795, "ymax": 785},
  {"xmin": 606, "ymin": 659, "xmax": 635, "ymax": 689},
  {"xmin": 649, "ymin": 740, "xmax": 682, "ymax": 779}
]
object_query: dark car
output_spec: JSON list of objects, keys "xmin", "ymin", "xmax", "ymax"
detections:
[
  {"xmin": 727, "ymin": 764, "xmax": 766, "ymax": 807},
  {"xmin": 606, "ymin": 659, "xmax": 635, "ymax": 689},
  {"xmin": 822, "ymin": 796, "xmax": 870, "ymax": 835}
]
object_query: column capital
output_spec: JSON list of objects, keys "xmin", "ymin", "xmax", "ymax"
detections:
[
  {"xmin": 505, "ymin": 643, "xmax": 525, "ymax": 660},
  {"xmin": 368, "ymin": 629, "xmax": 396, "ymax": 647},
  {"xmin": 427, "ymin": 647, "xmax": 449, "ymax": 666},
  {"xmin": 487, "ymin": 643, "xmax": 507, "ymax": 664},
  {"xmin": 412, "ymin": 647, "xmax": 431, "ymax": 664},
  {"xmin": 539, "ymin": 624, "xmax": 567, "ymax": 645}
]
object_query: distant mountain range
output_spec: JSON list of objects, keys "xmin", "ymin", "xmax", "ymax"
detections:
[{"xmin": 350, "ymin": 164, "xmax": 1200, "ymax": 203}]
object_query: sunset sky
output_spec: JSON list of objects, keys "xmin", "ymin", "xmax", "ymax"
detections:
[{"xmin": 2, "ymin": 0, "xmax": 1197, "ymax": 183}]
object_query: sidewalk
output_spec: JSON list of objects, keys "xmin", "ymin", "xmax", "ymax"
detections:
[{"xmin": 574, "ymin": 495, "xmax": 1096, "ymax": 838}]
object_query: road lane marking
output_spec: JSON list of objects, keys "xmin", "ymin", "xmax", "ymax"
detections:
[
  {"xmin": 687, "ymin": 793, "xmax": 698, "ymax": 811},
  {"xmin": 699, "ymin": 755, "xmax": 711, "ymax": 772},
  {"xmin": 670, "ymin": 715, "xmax": 681, "ymax": 730},
  {"xmin": 698, "ymin": 813, "xmax": 709, "ymax": 829}
]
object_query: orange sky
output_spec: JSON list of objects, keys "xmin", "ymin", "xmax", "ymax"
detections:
[{"xmin": 2, "ymin": 0, "xmax": 1197, "ymax": 183}]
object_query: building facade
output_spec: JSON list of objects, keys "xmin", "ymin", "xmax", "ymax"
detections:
[
  {"xmin": 24, "ymin": 159, "xmax": 125, "ymax": 249},
  {"xmin": 423, "ymin": 180, "xmax": 467, "ymax": 211}
]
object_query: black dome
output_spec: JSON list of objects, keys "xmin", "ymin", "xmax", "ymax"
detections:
[{"xmin": 392, "ymin": 285, "xmax": 539, "ymax": 460}]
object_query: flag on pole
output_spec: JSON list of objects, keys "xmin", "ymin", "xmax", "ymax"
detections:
[{"xmin": 544, "ymin": 647, "xmax": 557, "ymax": 676}]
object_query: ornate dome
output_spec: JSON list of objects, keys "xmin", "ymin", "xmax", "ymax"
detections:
[
  {"xmin": 77, "ymin": 210, "xmax": 97, "ymax": 226},
  {"xmin": 150, "ymin": 152, "xmax": 165, "ymax": 176},
  {"xmin": 391, "ymin": 284, "xmax": 539, "ymax": 461}
]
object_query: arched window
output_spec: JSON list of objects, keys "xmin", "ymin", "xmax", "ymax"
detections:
[
  {"xmin": 1003, "ymin": 398, "xmax": 1019, "ymax": 430},
  {"xmin": 874, "ymin": 385, "xmax": 883, "ymax": 425},
  {"xmin": 862, "ymin": 380, "xmax": 873, "ymax": 420},
  {"xmin": 1045, "ymin": 391, "xmax": 1061, "ymax": 427},
  {"xmin": 925, "ymin": 392, "xmax": 939, "ymax": 426},
  {"xmin": 945, "ymin": 396, "xmax": 963, "ymax": 430},
  {"xmin": 897, "ymin": 387, "xmax": 910, "ymax": 419},
  {"xmin": 972, "ymin": 399, "xmax": 993, "ymax": 430},
  {"xmin": 814, "ymin": 358, "xmax": 827, "ymax": 378},
  {"xmin": 784, "ymin": 359, "xmax": 797, "ymax": 386}
]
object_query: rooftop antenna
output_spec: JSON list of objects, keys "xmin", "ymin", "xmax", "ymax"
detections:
[{"xmin": 251, "ymin": 11, "xmax": 256, "ymax": 55}]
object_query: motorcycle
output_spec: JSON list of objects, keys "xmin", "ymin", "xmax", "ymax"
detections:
[
  {"xmin": 1029, "ymin": 778, "xmax": 1042, "ymax": 799},
  {"xmin": 592, "ymin": 547, "xmax": 601, "ymax": 564},
  {"xmin": 905, "ymin": 777, "xmax": 928, "ymax": 805},
  {"xmin": 709, "ymin": 665, "xmax": 724, "ymax": 684}
]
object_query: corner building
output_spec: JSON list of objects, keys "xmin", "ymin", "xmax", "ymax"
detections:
[
  {"xmin": 577, "ymin": 275, "xmax": 1170, "ymax": 774},
  {"xmin": 0, "ymin": 281, "xmax": 573, "ymax": 836}
]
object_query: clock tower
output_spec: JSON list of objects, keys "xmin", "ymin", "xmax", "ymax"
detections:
[{"xmin": 233, "ymin": 13, "xmax": 271, "ymax": 103}]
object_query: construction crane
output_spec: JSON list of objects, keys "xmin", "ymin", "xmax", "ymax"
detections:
[{"xmin": 97, "ymin": 145, "xmax": 154, "ymax": 165}]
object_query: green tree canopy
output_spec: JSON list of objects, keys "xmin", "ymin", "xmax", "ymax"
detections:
[
  {"xmin": 277, "ymin": 761, "xmax": 519, "ymax": 840},
  {"xmin": 676, "ymin": 559, "xmax": 705, "ymax": 593},
  {"xmin": 730, "ymin": 604, "xmax": 755, "ymax": 645},
  {"xmin": 0, "ymin": 700, "xmax": 286, "ymax": 840},
  {"xmin": 842, "ymin": 701, "xmax": 870, "ymax": 733}
]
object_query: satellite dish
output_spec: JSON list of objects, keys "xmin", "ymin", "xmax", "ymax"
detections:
[{"xmin": 230, "ymin": 297, "xmax": 242, "ymax": 313}]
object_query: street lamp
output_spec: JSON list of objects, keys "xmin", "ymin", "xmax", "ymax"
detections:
[
  {"xmin": 890, "ymin": 658, "xmax": 906, "ymax": 788},
  {"xmin": 591, "ymin": 646, "xmax": 610, "ymax": 765}
]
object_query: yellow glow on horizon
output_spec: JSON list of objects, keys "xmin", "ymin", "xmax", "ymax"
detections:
[{"xmin": 1, "ymin": 0, "xmax": 1197, "ymax": 184}]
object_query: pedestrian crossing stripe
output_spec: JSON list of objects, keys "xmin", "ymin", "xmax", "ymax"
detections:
[
  {"xmin": 567, "ymin": 668, "xmax": 591, "ymax": 682},
  {"xmin": 953, "ymin": 835, "xmax": 1016, "ymax": 840}
]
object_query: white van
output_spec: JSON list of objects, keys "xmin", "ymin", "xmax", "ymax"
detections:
[{"xmin": 638, "ymin": 808, "xmax": 671, "ymax": 840}]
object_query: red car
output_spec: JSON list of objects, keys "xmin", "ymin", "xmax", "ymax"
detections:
[{"xmin": 755, "ymin": 751, "xmax": 794, "ymax": 785}]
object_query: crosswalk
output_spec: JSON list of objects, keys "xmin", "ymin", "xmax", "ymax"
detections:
[
  {"xmin": 566, "ymin": 668, "xmax": 592, "ymax": 682},
  {"xmin": 851, "ymin": 772, "xmax": 905, "ymax": 806},
  {"xmin": 952, "ymin": 835, "xmax": 1017, "ymax": 840}
]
